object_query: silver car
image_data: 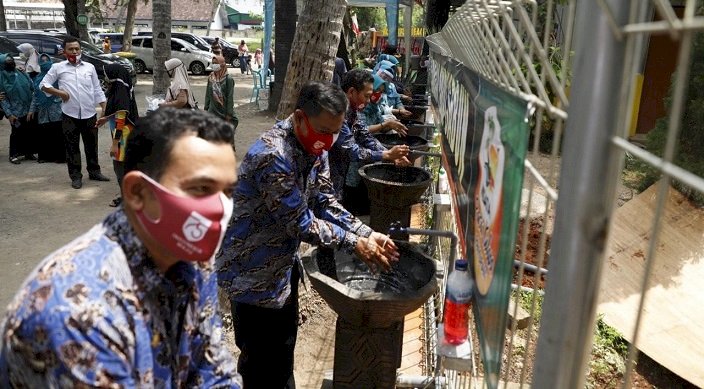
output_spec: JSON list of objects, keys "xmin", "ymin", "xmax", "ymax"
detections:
[{"xmin": 130, "ymin": 36, "xmax": 214, "ymax": 75}]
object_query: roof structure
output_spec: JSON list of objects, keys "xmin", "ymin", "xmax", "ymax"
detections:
[
  {"xmin": 224, "ymin": 5, "xmax": 263, "ymax": 26},
  {"xmin": 102, "ymin": 0, "xmax": 213, "ymax": 22}
]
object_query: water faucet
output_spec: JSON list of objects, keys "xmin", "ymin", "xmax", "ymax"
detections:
[
  {"xmin": 388, "ymin": 221, "xmax": 458, "ymax": 270},
  {"xmin": 409, "ymin": 150, "xmax": 442, "ymax": 159}
]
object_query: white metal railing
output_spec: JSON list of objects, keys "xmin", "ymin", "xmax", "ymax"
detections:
[{"xmin": 425, "ymin": 1, "xmax": 704, "ymax": 387}]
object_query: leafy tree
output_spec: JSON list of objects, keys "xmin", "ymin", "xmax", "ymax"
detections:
[
  {"xmin": 352, "ymin": 7, "xmax": 385, "ymax": 30},
  {"xmin": 641, "ymin": 31, "xmax": 704, "ymax": 205}
]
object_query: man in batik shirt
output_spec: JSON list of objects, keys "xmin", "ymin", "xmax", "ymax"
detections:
[
  {"xmin": 217, "ymin": 81, "xmax": 399, "ymax": 389},
  {"xmin": 330, "ymin": 69, "xmax": 411, "ymax": 215},
  {"xmin": 0, "ymin": 108, "xmax": 242, "ymax": 388},
  {"xmin": 328, "ymin": 69, "xmax": 410, "ymax": 201}
]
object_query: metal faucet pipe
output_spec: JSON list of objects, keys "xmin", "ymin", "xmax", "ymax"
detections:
[
  {"xmin": 513, "ymin": 259, "xmax": 548, "ymax": 275},
  {"xmin": 388, "ymin": 222, "xmax": 459, "ymax": 270},
  {"xmin": 410, "ymin": 150, "xmax": 443, "ymax": 158},
  {"xmin": 396, "ymin": 374, "xmax": 447, "ymax": 388}
]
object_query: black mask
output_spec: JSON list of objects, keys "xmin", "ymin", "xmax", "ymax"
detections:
[{"xmin": 4, "ymin": 61, "xmax": 15, "ymax": 71}]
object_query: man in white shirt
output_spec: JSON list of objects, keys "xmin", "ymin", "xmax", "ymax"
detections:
[{"xmin": 41, "ymin": 36, "xmax": 109, "ymax": 189}]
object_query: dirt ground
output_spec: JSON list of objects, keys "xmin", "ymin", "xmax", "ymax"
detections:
[
  {"xmin": 0, "ymin": 68, "xmax": 341, "ymax": 388},
  {"xmin": 0, "ymin": 71, "xmax": 694, "ymax": 388}
]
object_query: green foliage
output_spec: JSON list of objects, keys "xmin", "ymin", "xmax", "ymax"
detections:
[
  {"xmin": 587, "ymin": 316, "xmax": 628, "ymax": 388},
  {"xmin": 594, "ymin": 316, "xmax": 629, "ymax": 358},
  {"xmin": 626, "ymin": 32, "xmax": 704, "ymax": 206},
  {"xmin": 524, "ymin": 44, "xmax": 571, "ymax": 154},
  {"xmin": 399, "ymin": 7, "xmax": 426, "ymax": 29},
  {"xmin": 351, "ymin": 7, "xmax": 386, "ymax": 30},
  {"xmin": 512, "ymin": 290, "xmax": 543, "ymax": 321}
]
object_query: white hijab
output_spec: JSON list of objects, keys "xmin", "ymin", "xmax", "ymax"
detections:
[
  {"xmin": 164, "ymin": 58, "xmax": 196, "ymax": 108},
  {"xmin": 17, "ymin": 43, "xmax": 39, "ymax": 73}
]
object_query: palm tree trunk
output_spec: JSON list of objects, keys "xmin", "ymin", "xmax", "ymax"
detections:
[
  {"xmin": 0, "ymin": 0, "xmax": 7, "ymax": 32},
  {"xmin": 152, "ymin": 0, "xmax": 172, "ymax": 94},
  {"xmin": 269, "ymin": 0, "xmax": 297, "ymax": 113},
  {"xmin": 276, "ymin": 0, "xmax": 347, "ymax": 118},
  {"xmin": 206, "ymin": 0, "xmax": 219, "ymax": 36},
  {"xmin": 121, "ymin": 0, "xmax": 140, "ymax": 52}
]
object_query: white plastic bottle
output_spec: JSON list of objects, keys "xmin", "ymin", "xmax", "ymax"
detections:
[
  {"xmin": 438, "ymin": 168, "xmax": 449, "ymax": 194},
  {"xmin": 443, "ymin": 259, "xmax": 474, "ymax": 344}
]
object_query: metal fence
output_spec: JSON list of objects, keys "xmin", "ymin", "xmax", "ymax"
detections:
[{"xmin": 421, "ymin": 0, "xmax": 704, "ymax": 388}]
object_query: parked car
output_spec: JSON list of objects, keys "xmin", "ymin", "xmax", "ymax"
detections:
[
  {"xmin": 130, "ymin": 36, "xmax": 214, "ymax": 75},
  {"xmin": 0, "ymin": 31, "xmax": 137, "ymax": 90},
  {"xmin": 0, "ymin": 35, "xmax": 56, "ymax": 70},
  {"xmin": 136, "ymin": 31, "xmax": 211, "ymax": 53},
  {"xmin": 200, "ymin": 36, "xmax": 240, "ymax": 68},
  {"xmin": 97, "ymin": 32, "xmax": 126, "ymax": 53}
]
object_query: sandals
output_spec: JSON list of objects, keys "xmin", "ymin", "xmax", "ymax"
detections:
[{"xmin": 108, "ymin": 196, "xmax": 122, "ymax": 207}]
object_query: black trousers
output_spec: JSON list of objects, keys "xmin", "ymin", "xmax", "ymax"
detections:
[
  {"xmin": 38, "ymin": 120, "xmax": 66, "ymax": 162},
  {"xmin": 232, "ymin": 267, "xmax": 299, "ymax": 389},
  {"xmin": 113, "ymin": 160, "xmax": 125, "ymax": 192},
  {"xmin": 8, "ymin": 116, "xmax": 33, "ymax": 159},
  {"xmin": 62, "ymin": 114, "xmax": 100, "ymax": 180}
]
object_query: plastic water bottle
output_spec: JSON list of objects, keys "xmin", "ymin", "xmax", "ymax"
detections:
[
  {"xmin": 438, "ymin": 168, "xmax": 449, "ymax": 194},
  {"xmin": 443, "ymin": 259, "xmax": 473, "ymax": 344}
]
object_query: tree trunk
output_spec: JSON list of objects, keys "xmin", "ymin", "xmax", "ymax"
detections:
[
  {"xmin": 0, "ymin": 0, "xmax": 7, "ymax": 32},
  {"xmin": 425, "ymin": 0, "xmax": 450, "ymax": 34},
  {"xmin": 121, "ymin": 0, "xmax": 140, "ymax": 52},
  {"xmin": 152, "ymin": 0, "xmax": 171, "ymax": 94},
  {"xmin": 276, "ymin": 0, "xmax": 347, "ymax": 118},
  {"xmin": 76, "ymin": 0, "xmax": 90, "ymax": 41},
  {"xmin": 269, "ymin": 0, "xmax": 297, "ymax": 113},
  {"xmin": 63, "ymin": 0, "xmax": 79, "ymax": 38},
  {"xmin": 206, "ymin": 0, "xmax": 219, "ymax": 36}
]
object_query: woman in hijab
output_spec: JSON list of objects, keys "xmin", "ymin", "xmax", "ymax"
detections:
[
  {"xmin": 363, "ymin": 73, "xmax": 407, "ymax": 136},
  {"xmin": 28, "ymin": 53, "xmax": 64, "ymax": 163},
  {"xmin": 204, "ymin": 55, "xmax": 237, "ymax": 131},
  {"xmin": 17, "ymin": 43, "xmax": 40, "ymax": 78},
  {"xmin": 161, "ymin": 58, "xmax": 197, "ymax": 109},
  {"xmin": 96, "ymin": 63, "xmax": 139, "ymax": 207},
  {"xmin": 0, "ymin": 54, "xmax": 35, "ymax": 164}
]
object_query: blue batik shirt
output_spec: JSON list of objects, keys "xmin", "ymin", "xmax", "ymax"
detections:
[
  {"xmin": 328, "ymin": 108, "xmax": 386, "ymax": 199},
  {"xmin": 0, "ymin": 209, "xmax": 242, "ymax": 388},
  {"xmin": 217, "ymin": 118, "xmax": 373, "ymax": 309}
]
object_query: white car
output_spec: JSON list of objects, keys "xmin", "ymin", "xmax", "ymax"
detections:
[{"xmin": 130, "ymin": 36, "xmax": 214, "ymax": 75}]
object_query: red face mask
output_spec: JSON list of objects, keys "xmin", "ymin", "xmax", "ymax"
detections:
[
  {"xmin": 135, "ymin": 173, "xmax": 234, "ymax": 262},
  {"xmin": 295, "ymin": 113, "xmax": 339, "ymax": 156},
  {"xmin": 370, "ymin": 91, "xmax": 383, "ymax": 104},
  {"xmin": 65, "ymin": 53, "xmax": 80, "ymax": 64},
  {"xmin": 352, "ymin": 92, "xmax": 368, "ymax": 111}
]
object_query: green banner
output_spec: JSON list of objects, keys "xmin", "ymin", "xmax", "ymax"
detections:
[{"xmin": 429, "ymin": 51, "xmax": 531, "ymax": 387}]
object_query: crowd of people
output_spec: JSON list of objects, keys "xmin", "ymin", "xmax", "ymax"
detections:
[
  {"xmin": 0, "ymin": 36, "xmax": 422, "ymax": 388},
  {"xmin": 1, "ymin": 37, "xmax": 240, "ymax": 207}
]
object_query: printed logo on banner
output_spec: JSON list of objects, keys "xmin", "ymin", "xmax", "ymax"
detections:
[
  {"xmin": 429, "ymin": 47, "xmax": 531, "ymax": 389},
  {"xmin": 473, "ymin": 107, "xmax": 505, "ymax": 295}
]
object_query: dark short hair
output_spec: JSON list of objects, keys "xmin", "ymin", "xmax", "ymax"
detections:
[
  {"xmin": 124, "ymin": 108, "xmax": 235, "ymax": 180},
  {"xmin": 383, "ymin": 45, "xmax": 397, "ymax": 55},
  {"xmin": 295, "ymin": 81, "xmax": 348, "ymax": 117},
  {"xmin": 62, "ymin": 36, "xmax": 80, "ymax": 49},
  {"xmin": 341, "ymin": 69, "xmax": 374, "ymax": 94}
]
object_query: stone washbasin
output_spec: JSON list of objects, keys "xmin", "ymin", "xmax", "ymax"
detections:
[
  {"xmin": 301, "ymin": 240, "xmax": 438, "ymax": 328},
  {"xmin": 359, "ymin": 163, "xmax": 433, "ymax": 237},
  {"xmin": 374, "ymin": 133, "xmax": 430, "ymax": 152}
]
